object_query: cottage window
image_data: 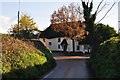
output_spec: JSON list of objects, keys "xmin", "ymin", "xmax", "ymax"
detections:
[
  {"xmin": 58, "ymin": 38, "xmax": 61, "ymax": 42},
  {"xmin": 49, "ymin": 42, "xmax": 52, "ymax": 46},
  {"xmin": 77, "ymin": 46, "xmax": 79, "ymax": 50},
  {"xmin": 78, "ymin": 41, "xmax": 81, "ymax": 45},
  {"xmin": 58, "ymin": 45, "xmax": 60, "ymax": 49}
]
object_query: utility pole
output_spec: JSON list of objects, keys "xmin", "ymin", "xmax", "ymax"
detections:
[
  {"xmin": 18, "ymin": 11, "xmax": 20, "ymax": 35},
  {"xmin": 118, "ymin": 1, "xmax": 120, "ymax": 33},
  {"xmin": 18, "ymin": 0, "xmax": 20, "ymax": 35}
]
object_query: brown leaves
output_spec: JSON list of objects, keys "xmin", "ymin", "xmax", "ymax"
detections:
[
  {"xmin": 50, "ymin": 3, "xmax": 86, "ymax": 40},
  {"xmin": 2, "ymin": 35, "xmax": 39, "ymax": 55}
]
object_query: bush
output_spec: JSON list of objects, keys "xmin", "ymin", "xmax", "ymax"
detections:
[
  {"xmin": 90, "ymin": 37, "xmax": 120, "ymax": 78},
  {"xmin": 1, "ymin": 34, "xmax": 55, "ymax": 80}
]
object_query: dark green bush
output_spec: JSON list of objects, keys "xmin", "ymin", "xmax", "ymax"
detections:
[
  {"xmin": 1, "ymin": 35, "xmax": 55, "ymax": 80},
  {"xmin": 90, "ymin": 37, "xmax": 120, "ymax": 78}
]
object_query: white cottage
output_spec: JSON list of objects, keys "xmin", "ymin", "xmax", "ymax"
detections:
[
  {"xmin": 41, "ymin": 37, "xmax": 91, "ymax": 53},
  {"xmin": 40, "ymin": 21, "xmax": 91, "ymax": 53}
]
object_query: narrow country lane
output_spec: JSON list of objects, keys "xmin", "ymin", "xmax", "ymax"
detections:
[{"xmin": 42, "ymin": 52, "xmax": 95, "ymax": 79}]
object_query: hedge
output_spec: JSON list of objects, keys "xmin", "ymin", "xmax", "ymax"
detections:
[
  {"xmin": 90, "ymin": 37, "xmax": 120, "ymax": 78},
  {"xmin": 1, "ymin": 35, "xmax": 55, "ymax": 80}
]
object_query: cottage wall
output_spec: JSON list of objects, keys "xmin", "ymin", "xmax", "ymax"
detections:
[{"xmin": 41, "ymin": 37, "xmax": 90, "ymax": 53}]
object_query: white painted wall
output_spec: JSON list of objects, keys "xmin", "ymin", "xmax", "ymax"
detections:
[
  {"xmin": 42, "ymin": 37, "xmax": 64, "ymax": 51},
  {"xmin": 41, "ymin": 37, "xmax": 90, "ymax": 53}
]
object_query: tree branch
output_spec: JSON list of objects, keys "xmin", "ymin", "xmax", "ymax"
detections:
[
  {"xmin": 96, "ymin": 1, "xmax": 118, "ymax": 24},
  {"xmin": 96, "ymin": 0, "xmax": 104, "ymax": 13},
  {"xmin": 97, "ymin": 3, "xmax": 107, "ymax": 14}
]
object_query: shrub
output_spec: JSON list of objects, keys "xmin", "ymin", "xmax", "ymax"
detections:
[
  {"xmin": 1, "ymin": 34, "xmax": 55, "ymax": 80},
  {"xmin": 90, "ymin": 37, "xmax": 120, "ymax": 78}
]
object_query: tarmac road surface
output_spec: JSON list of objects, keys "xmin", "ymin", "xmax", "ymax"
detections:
[{"xmin": 42, "ymin": 52, "xmax": 95, "ymax": 79}]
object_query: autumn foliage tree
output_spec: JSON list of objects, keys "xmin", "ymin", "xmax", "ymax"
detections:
[
  {"xmin": 11, "ymin": 14, "xmax": 38, "ymax": 39},
  {"xmin": 50, "ymin": 3, "xmax": 86, "ymax": 40},
  {"xmin": 50, "ymin": 3, "xmax": 87, "ymax": 52}
]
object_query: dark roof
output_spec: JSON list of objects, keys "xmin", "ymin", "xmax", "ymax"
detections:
[
  {"xmin": 40, "ymin": 21, "xmax": 84, "ymax": 39},
  {"xmin": 39, "ymin": 26, "xmax": 65, "ymax": 39}
]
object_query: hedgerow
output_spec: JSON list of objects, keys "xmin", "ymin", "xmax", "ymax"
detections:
[
  {"xmin": 1, "ymin": 35, "xmax": 55, "ymax": 80},
  {"xmin": 90, "ymin": 37, "xmax": 120, "ymax": 78}
]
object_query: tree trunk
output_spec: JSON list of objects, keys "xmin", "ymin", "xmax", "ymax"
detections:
[{"xmin": 72, "ymin": 39, "xmax": 75, "ymax": 52}]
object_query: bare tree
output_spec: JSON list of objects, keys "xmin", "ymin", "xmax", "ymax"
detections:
[{"xmin": 81, "ymin": 0, "xmax": 118, "ymax": 52}]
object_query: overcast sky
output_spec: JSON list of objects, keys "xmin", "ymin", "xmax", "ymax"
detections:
[{"xmin": 0, "ymin": 0, "xmax": 119, "ymax": 33}]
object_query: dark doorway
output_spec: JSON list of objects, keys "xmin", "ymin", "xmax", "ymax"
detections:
[{"xmin": 60, "ymin": 39, "xmax": 68, "ymax": 52}]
